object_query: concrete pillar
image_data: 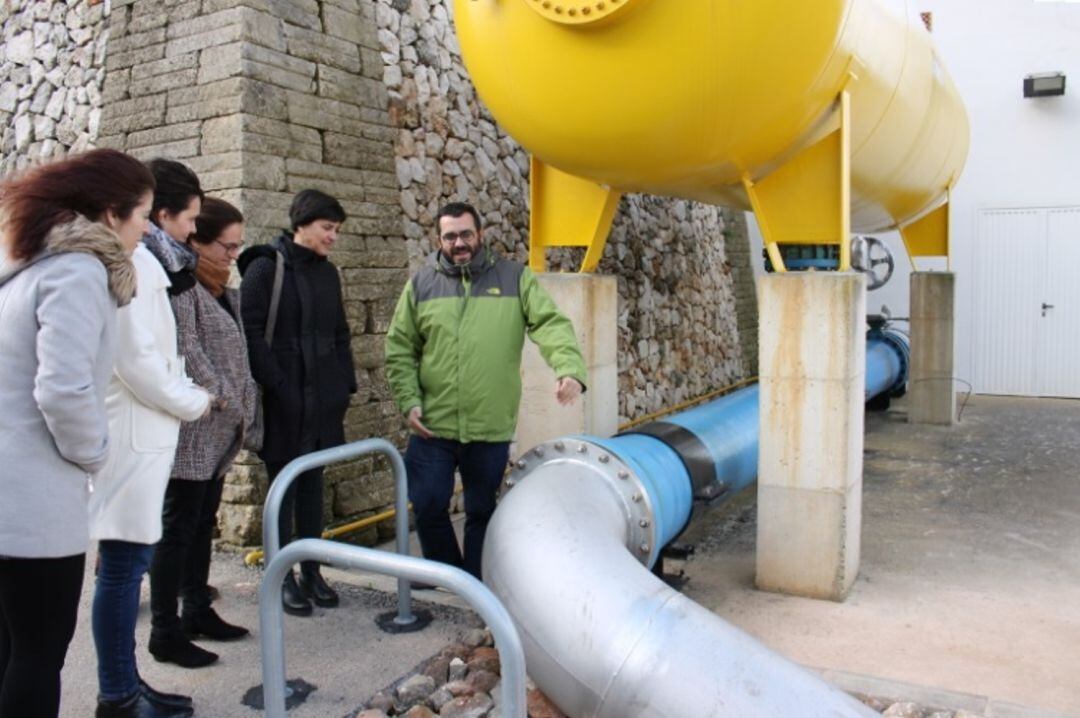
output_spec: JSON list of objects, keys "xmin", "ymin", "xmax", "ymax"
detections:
[
  {"xmin": 756, "ymin": 272, "xmax": 866, "ymax": 601},
  {"xmin": 515, "ymin": 274, "xmax": 619, "ymax": 457},
  {"xmin": 909, "ymin": 272, "xmax": 956, "ymax": 425}
]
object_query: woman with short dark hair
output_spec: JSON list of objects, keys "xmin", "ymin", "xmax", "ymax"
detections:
[
  {"xmin": 145, "ymin": 181, "xmax": 256, "ymax": 671},
  {"xmin": 238, "ymin": 189, "xmax": 356, "ymax": 616},
  {"xmin": 0, "ymin": 148, "xmax": 153, "ymax": 718}
]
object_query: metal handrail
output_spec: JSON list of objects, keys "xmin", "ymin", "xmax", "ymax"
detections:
[
  {"xmin": 259, "ymin": 539, "xmax": 527, "ymax": 718},
  {"xmin": 261, "ymin": 438, "xmax": 415, "ymax": 626}
]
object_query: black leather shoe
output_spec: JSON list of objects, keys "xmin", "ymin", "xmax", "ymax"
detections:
[
  {"xmin": 298, "ymin": 569, "xmax": 339, "ymax": 608},
  {"xmin": 148, "ymin": 632, "xmax": 218, "ymax": 668},
  {"xmin": 96, "ymin": 690, "xmax": 193, "ymax": 717},
  {"xmin": 282, "ymin": 571, "xmax": 313, "ymax": 616},
  {"xmin": 138, "ymin": 678, "xmax": 192, "ymax": 708},
  {"xmin": 182, "ymin": 606, "xmax": 249, "ymax": 641}
]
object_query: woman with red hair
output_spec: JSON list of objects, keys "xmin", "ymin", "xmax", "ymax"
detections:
[{"xmin": 0, "ymin": 149, "xmax": 154, "ymax": 718}]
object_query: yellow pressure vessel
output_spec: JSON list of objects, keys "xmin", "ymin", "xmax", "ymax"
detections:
[{"xmin": 452, "ymin": 0, "xmax": 969, "ymax": 270}]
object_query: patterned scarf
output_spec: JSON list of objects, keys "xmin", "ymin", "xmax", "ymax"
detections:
[{"xmin": 141, "ymin": 222, "xmax": 197, "ymax": 274}]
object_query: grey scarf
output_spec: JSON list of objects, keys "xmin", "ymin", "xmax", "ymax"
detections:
[{"xmin": 141, "ymin": 222, "xmax": 197, "ymax": 274}]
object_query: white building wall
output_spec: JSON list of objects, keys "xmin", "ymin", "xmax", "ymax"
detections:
[{"xmin": 748, "ymin": 0, "xmax": 1080, "ymax": 391}]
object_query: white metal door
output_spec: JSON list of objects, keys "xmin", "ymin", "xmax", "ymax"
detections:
[
  {"xmin": 974, "ymin": 207, "xmax": 1080, "ymax": 398},
  {"xmin": 1038, "ymin": 208, "xmax": 1080, "ymax": 397}
]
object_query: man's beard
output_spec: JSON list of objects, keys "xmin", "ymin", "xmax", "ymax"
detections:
[{"xmin": 444, "ymin": 247, "xmax": 474, "ymax": 265}]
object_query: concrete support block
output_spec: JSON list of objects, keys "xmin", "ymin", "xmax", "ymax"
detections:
[
  {"xmin": 756, "ymin": 271, "xmax": 866, "ymax": 601},
  {"xmin": 516, "ymin": 274, "xmax": 619, "ymax": 456},
  {"xmin": 909, "ymin": 272, "xmax": 956, "ymax": 425}
]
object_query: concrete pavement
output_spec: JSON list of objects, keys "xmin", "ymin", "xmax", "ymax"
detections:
[
  {"xmin": 679, "ymin": 394, "xmax": 1080, "ymax": 717},
  {"xmin": 58, "ymin": 550, "xmax": 478, "ymax": 717},
  {"xmin": 55, "ymin": 394, "xmax": 1080, "ymax": 717}
]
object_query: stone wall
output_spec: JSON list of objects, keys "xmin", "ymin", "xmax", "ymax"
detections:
[
  {"xmin": 0, "ymin": 0, "xmax": 108, "ymax": 175},
  {"xmin": 726, "ymin": 211, "xmax": 759, "ymax": 375},
  {"xmin": 375, "ymin": 0, "xmax": 756, "ymax": 423},
  {"xmin": 96, "ymin": 0, "xmax": 410, "ymax": 547}
]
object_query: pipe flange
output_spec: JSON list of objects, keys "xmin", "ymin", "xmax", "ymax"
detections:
[
  {"xmin": 523, "ymin": 0, "xmax": 640, "ymax": 26},
  {"xmin": 507, "ymin": 438, "xmax": 658, "ymax": 567}
]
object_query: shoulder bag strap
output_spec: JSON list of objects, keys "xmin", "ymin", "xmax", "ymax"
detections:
[{"xmin": 265, "ymin": 250, "xmax": 285, "ymax": 344}]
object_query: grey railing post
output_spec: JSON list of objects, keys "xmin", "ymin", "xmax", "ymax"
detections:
[
  {"xmin": 261, "ymin": 438, "xmax": 415, "ymax": 625},
  {"xmin": 259, "ymin": 539, "xmax": 527, "ymax": 718}
]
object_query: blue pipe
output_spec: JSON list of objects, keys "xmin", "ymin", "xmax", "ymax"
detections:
[
  {"xmin": 588, "ymin": 433, "xmax": 693, "ymax": 556},
  {"xmin": 585, "ymin": 329, "xmax": 910, "ymax": 561},
  {"xmin": 866, "ymin": 327, "xmax": 910, "ymax": 399}
]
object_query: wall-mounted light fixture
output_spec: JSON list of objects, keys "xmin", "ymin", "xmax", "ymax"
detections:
[{"xmin": 1024, "ymin": 72, "xmax": 1066, "ymax": 98}]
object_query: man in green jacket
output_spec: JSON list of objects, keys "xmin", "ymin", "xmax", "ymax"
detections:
[{"xmin": 385, "ymin": 201, "xmax": 587, "ymax": 579}]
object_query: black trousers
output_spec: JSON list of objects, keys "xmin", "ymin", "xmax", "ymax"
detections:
[
  {"xmin": 266, "ymin": 461, "xmax": 324, "ymax": 576},
  {"xmin": 149, "ymin": 477, "xmax": 224, "ymax": 636},
  {"xmin": 0, "ymin": 553, "xmax": 84, "ymax": 718}
]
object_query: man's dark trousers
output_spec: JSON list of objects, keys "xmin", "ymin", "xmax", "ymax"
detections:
[{"xmin": 405, "ymin": 435, "xmax": 510, "ymax": 580}]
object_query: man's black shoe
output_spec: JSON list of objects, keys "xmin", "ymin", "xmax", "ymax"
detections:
[
  {"xmin": 138, "ymin": 678, "xmax": 193, "ymax": 709},
  {"xmin": 96, "ymin": 690, "xmax": 193, "ymax": 718},
  {"xmin": 298, "ymin": 570, "xmax": 339, "ymax": 608},
  {"xmin": 148, "ymin": 633, "xmax": 218, "ymax": 669},
  {"xmin": 282, "ymin": 571, "xmax": 313, "ymax": 616},
  {"xmin": 182, "ymin": 607, "xmax": 249, "ymax": 641}
]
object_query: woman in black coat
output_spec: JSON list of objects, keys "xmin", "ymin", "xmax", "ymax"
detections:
[{"xmin": 238, "ymin": 190, "xmax": 356, "ymax": 616}]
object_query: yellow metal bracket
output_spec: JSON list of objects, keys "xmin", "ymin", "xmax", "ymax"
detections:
[
  {"xmin": 899, "ymin": 185, "xmax": 952, "ymax": 272},
  {"xmin": 742, "ymin": 89, "xmax": 853, "ymax": 272},
  {"xmin": 529, "ymin": 156, "xmax": 622, "ymax": 273}
]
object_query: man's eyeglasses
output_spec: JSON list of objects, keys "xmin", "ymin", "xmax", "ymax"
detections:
[
  {"xmin": 215, "ymin": 239, "xmax": 244, "ymax": 255},
  {"xmin": 440, "ymin": 230, "xmax": 476, "ymax": 244}
]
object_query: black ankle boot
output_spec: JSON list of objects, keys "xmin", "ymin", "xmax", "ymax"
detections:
[
  {"xmin": 182, "ymin": 606, "xmax": 250, "ymax": 641},
  {"xmin": 298, "ymin": 568, "xmax": 339, "ymax": 608},
  {"xmin": 148, "ymin": 632, "xmax": 218, "ymax": 669},
  {"xmin": 138, "ymin": 678, "xmax": 192, "ymax": 709},
  {"xmin": 96, "ymin": 691, "xmax": 193, "ymax": 718},
  {"xmin": 282, "ymin": 571, "xmax": 313, "ymax": 616}
]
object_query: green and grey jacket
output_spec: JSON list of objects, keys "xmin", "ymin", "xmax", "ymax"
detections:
[{"xmin": 385, "ymin": 248, "xmax": 587, "ymax": 442}]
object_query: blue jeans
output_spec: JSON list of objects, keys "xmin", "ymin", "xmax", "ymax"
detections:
[
  {"xmin": 92, "ymin": 541, "xmax": 155, "ymax": 702},
  {"xmin": 404, "ymin": 435, "xmax": 510, "ymax": 580}
]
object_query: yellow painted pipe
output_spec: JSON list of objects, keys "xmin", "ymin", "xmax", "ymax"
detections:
[
  {"xmin": 243, "ymin": 507, "xmax": 400, "ymax": 566},
  {"xmin": 453, "ymin": 0, "xmax": 969, "ymax": 264}
]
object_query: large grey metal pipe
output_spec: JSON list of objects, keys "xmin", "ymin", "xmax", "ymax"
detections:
[{"xmin": 483, "ymin": 446, "xmax": 876, "ymax": 718}]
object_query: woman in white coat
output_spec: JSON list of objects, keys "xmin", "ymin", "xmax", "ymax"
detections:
[{"xmin": 88, "ymin": 220, "xmax": 211, "ymax": 715}]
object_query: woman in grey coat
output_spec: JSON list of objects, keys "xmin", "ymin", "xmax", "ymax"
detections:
[{"xmin": 0, "ymin": 149, "xmax": 153, "ymax": 718}]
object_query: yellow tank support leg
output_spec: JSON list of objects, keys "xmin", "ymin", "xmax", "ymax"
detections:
[
  {"xmin": 742, "ymin": 90, "xmax": 853, "ymax": 272},
  {"xmin": 529, "ymin": 157, "xmax": 622, "ymax": 273},
  {"xmin": 899, "ymin": 188, "xmax": 953, "ymax": 272}
]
